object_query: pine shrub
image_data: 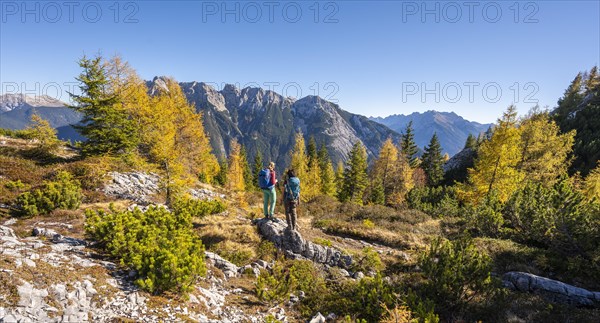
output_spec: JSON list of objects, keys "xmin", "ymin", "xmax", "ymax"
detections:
[
  {"xmin": 4, "ymin": 180, "xmax": 27, "ymax": 192},
  {"xmin": 256, "ymin": 240, "xmax": 278, "ymax": 261},
  {"xmin": 464, "ymin": 192, "xmax": 504, "ymax": 237},
  {"xmin": 255, "ymin": 260, "xmax": 328, "ymax": 314},
  {"xmin": 171, "ymin": 196, "xmax": 227, "ymax": 218},
  {"xmin": 419, "ymin": 237, "xmax": 498, "ymax": 314},
  {"xmin": 403, "ymin": 290, "xmax": 440, "ymax": 323},
  {"xmin": 85, "ymin": 205, "xmax": 206, "ymax": 294},
  {"xmin": 352, "ymin": 274, "xmax": 396, "ymax": 320},
  {"xmin": 504, "ymin": 179, "xmax": 600, "ymax": 267},
  {"xmin": 352, "ymin": 246, "xmax": 384, "ymax": 273},
  {"xmin": 407, "ymin": 186, "xmax": 460, "ymax": 218},
  {"xmin": 16, "ymin": 171, "xmax": 82, "ymax": 216}
]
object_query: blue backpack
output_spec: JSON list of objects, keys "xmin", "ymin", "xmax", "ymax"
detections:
[
  {"xmin": 285, "ymin": 177, "xmax": 301, "ymax": 201},
  {"xmin": 258, "ymin": 169, "xmax": 272, "ymax": 189}
]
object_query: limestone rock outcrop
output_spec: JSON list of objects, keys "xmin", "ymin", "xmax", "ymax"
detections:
[
  {"xmin": 502, "ymin": 271, "xmax": 600, "ymax": 307},
  {"xmin": 255, "ymin": 218, "xmax": 352, "ymax": 268}
]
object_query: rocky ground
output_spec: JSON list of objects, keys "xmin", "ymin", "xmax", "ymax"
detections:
[
  {"xmin": 0, "ymin": 220, "xmax": 271, "ymax": 322},
  {"xmin": 0, "ymin": 217, "xmax": 326, "ymax": 322}
]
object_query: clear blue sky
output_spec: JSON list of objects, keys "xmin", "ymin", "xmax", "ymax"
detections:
[{"xmin": 1, "ymin": 0, "xmax": 599, "ymax": 123}]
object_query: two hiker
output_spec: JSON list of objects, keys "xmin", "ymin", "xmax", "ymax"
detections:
[{"xmin": 259, "ymin": 162, "xmax": 301, "ymax": 231}]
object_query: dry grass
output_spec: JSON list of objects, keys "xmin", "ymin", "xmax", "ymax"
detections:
[
  {"xmin": 81, "ymin": 200, "xmax": 131, "ymax": 213},
  {"xmin": 0, "ymin": 258, "xmax": 20, "ymax": 307},
  {"xmin": 0, "ymin": 136, "xmax": 78, "ymax": 165},
  {"xmin": 304, "ymin": 196, "xmax": 441, "ymax": 251},
  {"xmin": 0, "ymin": 136, "xmax": 37, "ymax": 149},
  {"xmin": 221, "ymin": 273, "xmax": 300, "ymax": 321},
  {"xmin": 194, "ymin": 209, "xmax": 261, "ymax": 266},
  {"xmin": 0, "ymin": 154, "xmax": 51, "ymax": 201}
]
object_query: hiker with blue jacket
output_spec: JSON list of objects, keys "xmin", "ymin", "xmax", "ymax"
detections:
[
  {"xmin": 283, "ymin": 169, "xmax": 301, "ymax": 231},
  {"xmin": 258, "ymin": 162, "xmax": 278, "ymax": 221}
]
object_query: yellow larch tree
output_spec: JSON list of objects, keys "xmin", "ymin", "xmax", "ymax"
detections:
[
  {"xmin": 386, "ymin": 148, "xmax": 414, "ymax": 207},
  {"xmin": 461, "ymin": 105, "xmax": 524, "ymax": 204},
  {"xmin": 145, "ymin": 78, "xmax": 219, "ymax": 202},
  {"xmin": 226, "ymin": 139, "xmax": 245, "ymax": 191},
  {"xmin": 370, "ymin": 138, "xmax": 399, "ymax": 205},
  {"xmin": 290, "ymin": 133, "xmax": 317, "ymax": 202},
  {"xmin": 518, "ymin": 108, "xmax": 574, "ymax": 185},
  {"xmin": 26, "ymin": 114, "xmax": 61, "ymax": 154}
]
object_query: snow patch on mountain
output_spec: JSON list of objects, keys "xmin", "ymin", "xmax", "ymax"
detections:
[{"xmin": 0, "ymin": 94, "xmax": 65, "ymax": 113}]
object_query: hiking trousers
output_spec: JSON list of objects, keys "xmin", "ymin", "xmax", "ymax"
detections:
[
  {"xmin": 263, "ymin": 187, "xmax": 276, "ymax": 217},
  {"xmin": 285, "ymin": 199, "xmax": 298, "ymax": 230}
]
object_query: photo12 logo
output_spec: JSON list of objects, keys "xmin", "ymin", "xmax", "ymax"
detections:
[
  {"xmin": 401, "ymin": 1, "xmax": 540, "ymax": 23},
  {"xmin": 1, "ymin": 1, "xmax": 140, "ymax": 23},
  {"xmin": 200, "ymin": 1, "xmax": 339, "ymax": 23},
  {"xmin": 1, "ymin": 82, "xmax": 80, "ymax": 103},
  {"xmin": 401, "ymin": 82, "xmax": 539, "ymax": 104}
]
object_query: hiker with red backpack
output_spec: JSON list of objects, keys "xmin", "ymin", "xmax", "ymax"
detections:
[
  {"xmin": 283, "ymin": 169, "xmax": 301, "ymax": 231},
  {"xmin": 258, "ymin": 162, "xmax": 278, "ymax": 221}
]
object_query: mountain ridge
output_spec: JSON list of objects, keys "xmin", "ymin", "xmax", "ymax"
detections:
[
  {"xmin": 0, "ymin": 94, "xmax": 83, "ymax": 141},
  {"xmin": 154, "ymin": 77, "xmax": 399, "ymax": 167},
  {"xmin": 0, "ymin": 89, "xmax": 489, "ymax": 163},
  {"xmin": 369, "ymin": 110, "xmax": 492, "ymax": 156}
]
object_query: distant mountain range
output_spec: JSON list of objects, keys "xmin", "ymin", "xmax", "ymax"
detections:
[
  {"xmin": 0, "ymin": 85, "xmax": 401, "ymax": 167},
  {"xmin": 370, "ymin": 111, "xmax": 492, "ymax": 156},
  {"xmin": 0, "ymin": 94, "xmax": 83, "ymax": 141},
  {"xmin": 148, "ymin": 77, "xmax": 401, "ymax": 167},
  {"xmin": 0, "ymin": 87, "xmax": 491, "ymax": 167}
]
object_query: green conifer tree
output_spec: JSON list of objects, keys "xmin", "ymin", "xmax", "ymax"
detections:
[
  {"xmin": 339, "ymin": 142, "xmax": 368, "ymax": 204},
  {"xmin": 369, "ymin": 180, "xmax": 386, "ymax": 205},
  {"xmin": 553, "ymin": 67, "xmax": 600, "ymax": 176},
  {"xmin": 240, "ymin": 144, "xmax": 253, "ymax": 191},
  {"xmin": 216, "ymin": 158, "xmax": 228, "ymax": 186},
  {"xmin": 554, "ymin": 73, "xmax": 584, "ymax": 130},
  {"xmin": 464, "ymin": 134, "xmax": 477, "ymax": 150},
  {"xmin": 67, "ymin": 56, "xmax": 139, "ymax": 156},
  {"xmin": 335, "ymin": 160, "xmax": 345, "ymax": 198},
  {"xmin": 401, "ymin": 121, "xmax": 419, "ymax": 167},
  {"xmin": 422, "ymin": 133, "xmax": 445, "ymax": 187}
]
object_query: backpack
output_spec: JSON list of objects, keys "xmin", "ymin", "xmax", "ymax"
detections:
[
  {"xmin": 285, "ymin": 177, "xmax": 301, "ymax": 201},
  {"xmin": 258, "ymin": 169, "xmax": 272, "ymax": 189}
]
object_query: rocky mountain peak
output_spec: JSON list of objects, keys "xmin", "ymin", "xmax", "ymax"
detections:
[
  {"xmin": 0, "ymin": 94, "xmax": 65, "ymax": 112},
  {"xmin": 168, "ymin": 79, "xmax": 400, "ymax": 165},
  {"xmin": 148, "ymin": 76, "xmax": 170, "ymax": 95}
]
